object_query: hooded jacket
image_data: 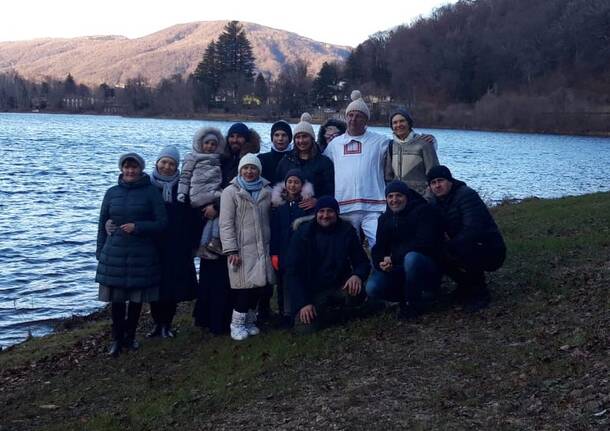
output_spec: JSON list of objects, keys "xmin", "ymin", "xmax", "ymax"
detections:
[
  {"xmin": 219, "ymin": 176, "xmax": 276, "ymax": 289},
  {"xmin": 221, "ymin": 129, "xmax": 261, "ymax": 186},
  {"xmin": 269, "ymin": 181, "xmax": 315, "ymax": 270},
  {"xmin": 178, "ymin": 127, "xmax": 226, "ymax": 207},
  {"xmin": 371, "ymin": 188, "xmax": 444, "ymax": 271}
]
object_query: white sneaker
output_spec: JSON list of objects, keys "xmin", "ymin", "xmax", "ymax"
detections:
[
  {"xmin": 230, "ymin": 310, "xmax": 249, "ymax": 341},
  {"xmin": 245, "ymin": 309, "xmax": 260, "ymax": 336}
]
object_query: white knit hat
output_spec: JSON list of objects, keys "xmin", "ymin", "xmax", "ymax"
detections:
[
  {"xmin": 293, "ymin": 113, "xmax": 315, "ymax": 140},
  {"xmin": 237, "ymin": 153, "xmax": 262, "ymax": 173},
  {"xmin": 345, "ymin": 90, "xmax": 370, "ymax": 119}
]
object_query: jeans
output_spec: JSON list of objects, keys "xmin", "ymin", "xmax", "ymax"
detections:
[
  {"xmin": 200, "ymin": 216, "xmax": 220, "ymax": 246},
  {"xmin": 366, "ymin": 252, "xmax": 440, "ymax": 303}
]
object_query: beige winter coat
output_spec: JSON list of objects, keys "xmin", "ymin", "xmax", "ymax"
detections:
[{"xmin": 219, "ymin": 178, "xmax": 276, "ymax": 289}]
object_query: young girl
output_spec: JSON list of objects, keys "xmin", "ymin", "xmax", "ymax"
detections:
[
  {"xmin": 219, "ymin": 153, "xmax": 275, "ymax": 341},
  {"xmin": 270, "ymin": 169, "xmax": 315, "ymax": 325},
  {"xmin": 177, "ymin": 127, "xmax": 225, "ymax": 256}
]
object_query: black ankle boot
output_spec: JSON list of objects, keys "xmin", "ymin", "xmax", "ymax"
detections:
[{"xmin": 108, "ymin": 340, "xmax": 122, "ymax": 357}]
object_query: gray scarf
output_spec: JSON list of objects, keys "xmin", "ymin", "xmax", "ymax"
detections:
[{"xmin": 151, "ymin": 167, "xmax": 180, "ymax": 203}]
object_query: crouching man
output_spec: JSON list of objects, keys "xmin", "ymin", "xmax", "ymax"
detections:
[
  {"xmin": 286, "ymin": 196, "xmax": 371, "ymax": 333},
  {"xmin": 427, "ymin": 166, "xmax": 506, "ymax": 312},
  {"xmin": 366, "ymin": 181, "xmax": 444, "ymax": 319}
]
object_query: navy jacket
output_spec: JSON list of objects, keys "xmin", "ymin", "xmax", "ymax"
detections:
[
  {"xmin": 96, "ymin": 174, "xmax": 167, "ymax": 289},
  {"xmin": 432, "ymin": 180, "xmax": 506, "ymax": 271},
  {"xmin": 372, "ymin": 189, "xmax": 444, "ymax": 271},
  {"xmin": 285, "ymin": 218, "xmax": 370, "ymax": 314}
]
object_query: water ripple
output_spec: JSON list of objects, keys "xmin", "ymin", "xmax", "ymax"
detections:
[{"xmin": 1, "ymin": 112, "xmax": 609, "ymax": 348}]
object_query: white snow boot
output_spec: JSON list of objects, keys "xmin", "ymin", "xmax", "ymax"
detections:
[
  {"xmin": 230, "ymin": 310, "xmax": 249, "ymax": 341},
  {"xmin": 245, "ymin": 309, "xmax": 260, "ymax": 336}
]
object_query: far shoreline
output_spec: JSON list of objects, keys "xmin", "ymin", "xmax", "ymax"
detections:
[{"xmin": 5, "ymin": 109, "xmax": 610, "ymax": 138}]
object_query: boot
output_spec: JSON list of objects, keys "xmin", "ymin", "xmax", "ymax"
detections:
[
  {"xmin": 230, "ymin": 310, "xmax": 249, "ymax": 341},
  {"xmin": 161, "ymin": 325, "xmax": 176, "ymax": 338},
  {"xmin": 245, "ymin": 309, "xmax": 260, "ymax": 336},
  {"xmin": 108, "ymin": 340, "xmax": 122, "ymax": 358},
  {"xmin": 124, "ymin": 302, "xmax": 142, "ymax": 351}
]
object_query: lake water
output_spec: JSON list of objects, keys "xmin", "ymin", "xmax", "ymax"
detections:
[{"xmin": 1, "ymin": 112, "xmax": 609, "ymax": 348}]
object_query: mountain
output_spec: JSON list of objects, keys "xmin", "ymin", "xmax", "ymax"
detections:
[{"xmin": 0, "ymin": 21, "xmax": 351, "ymax": 86}]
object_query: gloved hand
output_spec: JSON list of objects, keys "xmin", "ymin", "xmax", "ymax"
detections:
[
  {"xmin": 271, "ymin": 255, "xmax": 279, "ymax": 271},
  {"xmin": 177, "ymin": 193, "xmax": 187, "ymax": 203},
  {"xmin": 105, "ymin": 219, "xmax": 118, "ymax": 235}
]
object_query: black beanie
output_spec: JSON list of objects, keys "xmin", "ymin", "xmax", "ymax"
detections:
[
  {"xmin": 227, "ymin": 122, "xmax": 250, "ymax": 141},
  {"xmin": 427, "ymin": 165, "xmax": 453, "ymax": 184},
  {"xmin": 314, "ymin": 195, "xmax": 340, "ymax": 215},
  {"xmin": 385, "ymin": 180, "xmax": 410, "ymax": 197},
  {"xmin": 270, "ymin": 120, "xmax": 293, "ymax": 143},
  {"xmin": 389, "ymin": 108, "xmax": 414, "ymax": 129}
]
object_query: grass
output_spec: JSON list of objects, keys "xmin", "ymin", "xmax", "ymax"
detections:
[{"xmin": 1, "ymin": 192, "xmax": 609, "ymax": 430}]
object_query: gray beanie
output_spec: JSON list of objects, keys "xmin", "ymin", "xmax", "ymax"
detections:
[
  {"xmin": 119, "ymin": 152, "xmax": 145, "ymax": 170},
  {"xmin": 293, "ymin": 113, "xmax": 315, "ymax": 140},
  {"xmin": 156, "ymin": 145, "xmax": 180, "ymax": 164}
]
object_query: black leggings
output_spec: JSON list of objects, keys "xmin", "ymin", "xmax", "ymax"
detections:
[
  {"xmin": 111, "ymin": 301, "xmax": 142, "ymax": 340},
  {"xmin": 232, "ymin": 288, "xmax": 261, "ymax": 313}
]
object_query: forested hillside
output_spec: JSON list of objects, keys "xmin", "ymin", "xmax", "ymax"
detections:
[{"xmin": 347, "ymin": 0, "xmax": 610, "ymax": 133}]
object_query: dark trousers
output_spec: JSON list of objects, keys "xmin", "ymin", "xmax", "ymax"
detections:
[
  {"xmin": 150, "ymin": 301, "xmax": 177, "ymax": 327},
  {"xmin": 233, "ymin": 287, "xmax": 262, "ymax": 313},
  {"xmin": 193, "ymin": 257, "xmax": 232, "ymax": 335},
  {"xmin": 111, "ymin": 302, "xmax": 142, "ymax": 341},
  {"xmin": 293, "ymin": 286, "xmax": 366, "ymax": 334}
]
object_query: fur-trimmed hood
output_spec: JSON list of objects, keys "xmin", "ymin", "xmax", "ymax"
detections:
[
  {"xmin": 192, "ymin": 127, "xmax": 226, "ymax": 155},
  {"xmin": 291, "ymin": 214, "xmax": 351, "ymax": 232},
  {"xmin": 225, "ymin": 128, "xmax": 261, "ymax": 158},
  {"xmin": 271, "ymin": 180, "xmax": 315, "ymax": 207}
]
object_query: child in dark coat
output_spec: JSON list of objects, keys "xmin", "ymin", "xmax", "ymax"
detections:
[{"xmin": 270, "ymin": 169, "xmax": 315, "ymax": 323}]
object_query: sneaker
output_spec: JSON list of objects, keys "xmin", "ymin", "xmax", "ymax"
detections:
[{"xmin": 205, "ymin": 238, "xmax": 224, "ymax": 255}]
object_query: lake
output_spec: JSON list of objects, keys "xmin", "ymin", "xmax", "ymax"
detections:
[{"xmin": 1, "ymin": 112, "xmax": 609, "ymax": 348}]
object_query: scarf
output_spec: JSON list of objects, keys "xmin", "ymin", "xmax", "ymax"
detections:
[
  {"xmin": 393, "ymin": 131, "xmax": 438, "ymax": 150},
  {"xmin": 237, "ymin": 175, "xmax": 264, "ymax": 201},
  {"xmin": 150, "ymin": 167, "xmax": 180, "ymax": 203},
  {"xmin": 272, "ymin": 143, "xmax": 293, "ymax": 153}
]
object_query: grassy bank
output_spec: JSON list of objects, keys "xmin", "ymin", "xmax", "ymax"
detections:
[{"xmin": 1, "ymin": 193, "xmax": 609, "ymax": 430}]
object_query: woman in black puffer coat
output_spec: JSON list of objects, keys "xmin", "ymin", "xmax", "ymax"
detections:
[{"xmin": 96, "ymin": 153, "xmax": 167, "ymax": 357}]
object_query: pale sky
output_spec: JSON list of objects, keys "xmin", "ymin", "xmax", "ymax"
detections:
[{"xmin": 1, "ymin": 0, "xmax": 455, "ymax": 47}]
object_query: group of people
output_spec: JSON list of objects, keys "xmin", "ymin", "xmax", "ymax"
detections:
[{"xmin": 95, "ymin": 90, "xmax": 506, "ymax": 356}]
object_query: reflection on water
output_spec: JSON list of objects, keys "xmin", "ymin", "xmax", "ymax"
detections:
[{"xmin": 1, "ymin": 113, "xmax": 609, "ymax": 347}]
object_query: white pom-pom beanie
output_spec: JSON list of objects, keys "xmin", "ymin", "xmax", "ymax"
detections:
[
  {"xmin": 293, "ymin": 113, "xmax": 316, "ymax": 140},
  {"xmin": 345, "ymin": 90, "xmax": 370, "ymax": 119},
  {"xmin": 237, "ymin": 152, "xmax": 262, "ymax": 173}
]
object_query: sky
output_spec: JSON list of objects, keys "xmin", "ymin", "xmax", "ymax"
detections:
[{"xmin": 1, "ymin": 0, "xmax": 455, "ymax": 47}]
